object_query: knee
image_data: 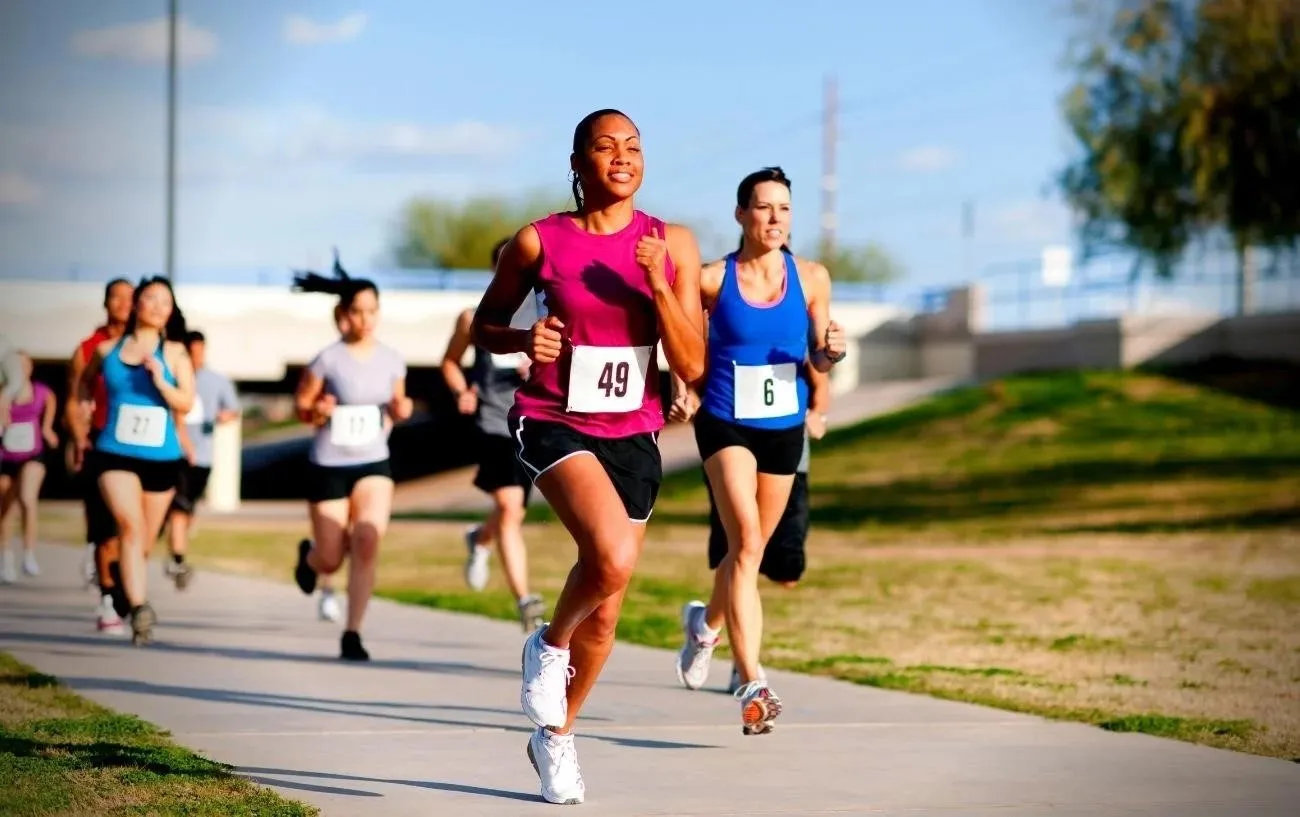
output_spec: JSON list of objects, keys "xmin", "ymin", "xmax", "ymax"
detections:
[
  {"xmin": 585, "ymin": 536, "xmax": 638, "ymax": 597},
  {"xmin": 348, "ymin": 523, "xmax": 382, "ymax": 563},
  {"xmin": 497, "ymin": 500, "xmax": 525, "ymax": 529},
  {"xmin": 115, "ymin": 516, "xmax": 145, "ymax": 543},
  {"xmin": 730, "ymin": 527, "xmax": 767, "ymax": 573}
]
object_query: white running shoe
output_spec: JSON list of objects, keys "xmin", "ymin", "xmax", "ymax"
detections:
[
  {"xmin": 0, "ymin": 551, "xmax": 15, "ymax": 584},
  {"xmin": 527, "ymin": 727, "xmax": 585, "ymax": 805},
  {"xmin": 521, "ymin": 626, "xmax": 572, "ymax": 729},
  {"xmin": 21, "ymin": 552, "xmax": 39, "ymax": 577},
  {"xmin": 675, "ymin": 600, "xmax": 718, "ymax": 690},
  {"xmin": 464, "ymin": 526, "xmax": 490, "ymax": 591},
  {"xmin": 735, "ymin": 679, "xmax": 783, "ymax": 736},
  {"xmin": 517, "ymin": 594, "xmax": 546, "ymax": 632},
  {"xmin": 96, "ymin": 594, "xmax": 126, "ymax": 636},
  {"xmin": 318, "ymin": 589, "xmax": 341, "ymax": 622}
]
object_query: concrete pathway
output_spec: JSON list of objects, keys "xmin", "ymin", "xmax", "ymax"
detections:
[{"xmin": 2, "ymin": 545, "xmax": 1297, "ymax": 816}]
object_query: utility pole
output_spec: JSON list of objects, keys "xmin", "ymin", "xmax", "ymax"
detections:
[
  {"xmin": 164, "ymin": 0, "xmax": 178, "ymax": 282},
  {"xmin": 962, "ymin": 198, "xmax": 975, "ymax": 280},
  {"xmin": 819, "ymin": 74, "xmax": 838, "ymax": 263}
]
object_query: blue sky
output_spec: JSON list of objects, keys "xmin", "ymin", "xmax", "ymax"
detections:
[{"xmin": 0, "ymin": 0, "xmax": 1081, "ymax": 287}]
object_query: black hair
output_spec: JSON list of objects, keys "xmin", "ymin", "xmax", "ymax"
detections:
[
  {"xmin": 291, "ymin": 248, "xmax": 378, "ymax": 310},
  {"xmin": 735, "ymin": 166, "xmax": 793, "ymax": 254},
  {"xmin": 491, "ymin": 237, "xmax": 510, "ymax": 268},
  {"xmin": 103, "ymin": 277, "xmax": 132, "ymax": 305},
  {"xmin": 570, "ymin": 108, "xmax": 635, "ymax": 211},
  {"xmin": 124, "ymin": 276, "xmax": 189, "ymax": 343},
  {"xmin": 186, "ymin": 330, "xmax": 206, "ymax": 346}
]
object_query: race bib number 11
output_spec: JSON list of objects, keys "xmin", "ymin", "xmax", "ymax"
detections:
[
  {"xmin": 2, "ymin": 422, "xmax": 37, "ymax": 455},
  {"xmin": 330, "ymin": 405, "xmax": 383, "ymax": 448},
  {"xmin": 733, "ymin": 362, "xmax": 799, "ymax": 420},
  {"xmin": 566, "ymin": 345, "xmax": 651, "ymax": 414}
]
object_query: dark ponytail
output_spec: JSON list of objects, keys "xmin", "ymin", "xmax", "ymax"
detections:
[{"xmin": 291, "ymin": 248, "xmax": 378, "ymax": 311}]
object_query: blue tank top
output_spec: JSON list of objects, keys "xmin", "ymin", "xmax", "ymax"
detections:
[
  {"xmin": 96, "ymin": 338, "xmax": 183, "ymax": 462},
  {"xmin": 700, "ymin": 251, "xmax": 810, "ymax": 430}
]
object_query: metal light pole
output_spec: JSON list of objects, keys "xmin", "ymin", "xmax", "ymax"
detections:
[{"xmin": 164, "ymin": 0, "xmax": 178, "ymax": 282}]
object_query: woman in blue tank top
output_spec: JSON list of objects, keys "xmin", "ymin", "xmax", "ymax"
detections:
[
  {"xmin": 76, "ymin": 276, "xmax": 195, "ymax": 646},
  {"xmin": 672, "ymin": 167, "xmax": 847, "ymax": 735}
]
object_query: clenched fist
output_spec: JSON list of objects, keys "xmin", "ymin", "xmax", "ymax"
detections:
[{"xmin": 528, "ymin": 316, "xmax": 565, "ymax": 364}]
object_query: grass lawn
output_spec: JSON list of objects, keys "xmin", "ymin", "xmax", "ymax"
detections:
[
  {"xmin": 0, "ymin": 652, "xmax": 315, "ymax": 817},
  {"xmin": 34, "ymin": 368, "xmax": 1300, "ymax": 761}
]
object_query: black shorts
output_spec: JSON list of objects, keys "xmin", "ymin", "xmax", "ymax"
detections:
[
  {"xmin": 90, "ymin": 450, "xmax": 183, "ymax": 494},
  {"xmin": 510, "ymin": 415, "xmax": 661, "ymax": 522},
  {"xmin": 693, "ymin": 409, "xmax": 805, "ymax": 476},
  {"xmin": 0, "ymin": 456, "xmax": 42, "ymax": 479},
  {"xmin": 170, "ymin": 464, "xmax": 213, "ymax": 515},
  {"xmin": 473, "ymin": 432, "xmax": 533, "ymax": 500},
  {"xmin": 305, "ymin": 459, "xmax": 393, "ymax": 504},
  {"xmin": 707, "ymin": 471, "xmax": 809, "ymax": 583}
]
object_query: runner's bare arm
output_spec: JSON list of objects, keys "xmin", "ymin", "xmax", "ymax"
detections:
[
  {"xmin": 472, "ymin": 225, "xmax": 540, "ymax": 355},
  {"xmin": 804, "ymin": 261, "xmax": 836, "ymax": 373},
  {"xmin": 65, "ymin": 344, "xmax": 90, "ymax": 436},
  {"xmin": 154, "ymin": 341, "xmax": 195, "ymax": 414},
  {"xmin": 441, "ymin": 309, "xmax": 475, "ymax": 398},
  {"xmin": 294, "ymin": 367, "xmax": 327, "ymax": 426},
  {"xmin": 658, "ymin": 223, "xmax": 706, "ymax": 386}
]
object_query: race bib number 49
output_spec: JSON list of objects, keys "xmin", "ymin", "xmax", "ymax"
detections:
[
  {"xmin": 733, "ymin": 362, "xmax": 799, "ymax": 420},
  {"xmin": 567, "ymin": 345, "xmax": 651, "ymax": 414},
  {"xmin": 330, "ymin": 405, "xmax": 382, "ymax": 448},
  {"xmin": 1, "ymin": 422, "xmax": 37, "ymax": 455},
  {"xmin": 114, "ymin": 404, "xmax": 168, "ymax": 448}
]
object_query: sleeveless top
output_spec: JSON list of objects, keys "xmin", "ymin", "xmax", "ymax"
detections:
[
  {"xmin": 96, "ymin": 338, "xmax": 184, "ymax": 462},
  {"xmin": 1, "ymin": 381, "xmax": 52, "ymax": 462},
  {"xmin": 700, "ymin": 251, "xmax": 810, "ymax": 431},
  {"xmin": 469, "ymin": 298, "xmax": 538, "ymax": 438},
  {"xmin": 510, "ymin": 210, "xmax": 676, "ymax": 438},
  {"xmin": 307, "ymin": 340, "xmax": 407, "ymax": 468}
]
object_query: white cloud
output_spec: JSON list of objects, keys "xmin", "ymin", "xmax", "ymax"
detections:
[
  {"xmin": 284, "ymin": 13, "xmax": 369, "ymax": 45},
  {"xmin": 0, "ymin": 172, "xmax": 42, "ymax": 207},
  {"xmin": 70, "ymin": 16, "xmax": 219, "ymax": 65},
  {"xmin": 898, "ymin": 146, "xmax": 956, "ymax": 173}
]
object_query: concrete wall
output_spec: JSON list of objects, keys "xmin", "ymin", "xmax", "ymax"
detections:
[{"xmin": 850, "ymin": 284, "xmax": 1300, "ymax": 383}]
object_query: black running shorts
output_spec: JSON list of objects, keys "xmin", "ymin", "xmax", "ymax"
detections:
[
  {"xmin": 90, "ymin": 450, "xmax": 182, "ymax": 494},
  {"xmin": 170, "ymin": 464, "xmax": 213, "ymax": 515},
  {"xmin": 305, "ymin": 459, "xmax": 393, "ymax": 504},
  {"xmin": 509, "ymin": 415, "xmax": 661, "ymax": 523},
  {"xmin": 473, "ymin": 432, "xmax": 533, "ymax": 501},
  {"xmin": 693, "ymin": 409, "xmax": 804, "ymax": 476}
]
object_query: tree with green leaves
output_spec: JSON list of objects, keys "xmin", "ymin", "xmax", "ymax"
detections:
[
  {"xmin": 820, "ymin": 242, "xmax": 905, "ymax": 283},
  {"xmin": 390, "ymin": 192, "xmax": 567, "ymax": 270},
  {"xmin": 1058, "ymin": 0, "xmax": 1300, "ymax": 314}
]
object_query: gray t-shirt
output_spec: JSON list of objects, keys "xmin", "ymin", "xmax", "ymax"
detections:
[
  {"xmin": 469, "ymin": 298, "xmax": 538, "ymax": 437},
  {"xmin": 308, "ymin": 340, "xmax": 407, "ymax": 467},
  {"xmin": 184, "ymin": 367, "xmax": 239, "ymax": 467}
]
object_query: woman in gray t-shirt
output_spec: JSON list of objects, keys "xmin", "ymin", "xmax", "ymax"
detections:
[{"xmin": 288, "ymin": 268, "xmax": 412, "ymax": 662}]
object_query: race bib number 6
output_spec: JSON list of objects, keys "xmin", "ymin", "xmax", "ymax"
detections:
[
  {"xmin": 733, "ymin": 361, "xmax": 799, "ymax": 420},
  {"xmin": 330, "ymin": 405, "xmax": 382, "ymax": 448},
  {"xmin": 114, "ymin": 404, "xmax": 168, "ymax": 448},
  {"xmin": 566, "ymin": 345, "xmax": 652, "ymax": 414}
]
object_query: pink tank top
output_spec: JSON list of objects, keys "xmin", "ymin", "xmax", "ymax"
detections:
[
  {"xmin": 511, "ymin": 210, "xmax": 676, "ymax": 438},
  {"xmin": 1, "ymin": 381, "xmax": 51, "ymax": 461}
]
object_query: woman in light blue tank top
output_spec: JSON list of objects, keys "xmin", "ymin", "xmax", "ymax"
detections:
[
  {"xmin": 670, "ymin": 167, "xmax": 848, "ymax": 735},
  {"xmin": 76, "ymin": 276, "xmax": 195, "ymax": 646},
  {"xmin": 288, "ymin": 257, "xmax": 413, "ymax": 662}
]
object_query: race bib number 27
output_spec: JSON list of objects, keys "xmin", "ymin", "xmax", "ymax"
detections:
[
  {"xmin": 114, "ymin": 404, "xmax": 168, "ymax": 448},
  {"xmin": 566, "ymin": 345, "xmax": 651, "ymax": 414}
]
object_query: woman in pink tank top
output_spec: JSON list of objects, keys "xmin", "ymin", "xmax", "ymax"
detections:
[
  {"xmin": 0, "ymin": 351, "xmax": 59, "ymax": 583},
  {"xmin": 471, "ymin": 108, "xmax": 705, "ymax": 805}
]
